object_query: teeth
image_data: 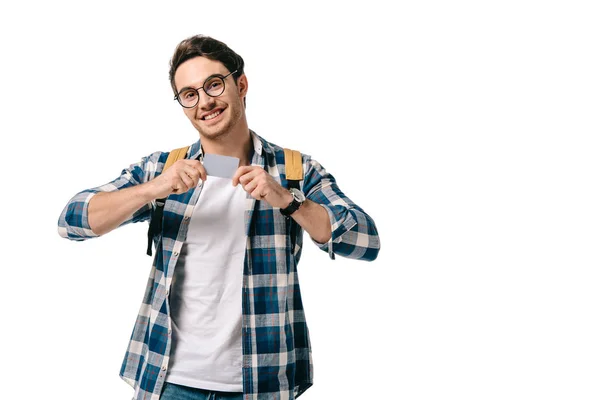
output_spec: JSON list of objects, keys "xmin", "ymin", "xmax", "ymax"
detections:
[{"xmin": 204, "ymin": 110, "xmax": 222, "ymax": 120}]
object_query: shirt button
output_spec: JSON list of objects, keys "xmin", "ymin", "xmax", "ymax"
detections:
[
  {"xmin": 184, "ymin": 216, "xmax": 190, "ymax": 221},
  {"xmin": 166, "ymin": 289, "xmax": 169, "ymax": 296},
  {"xmin": 174, "ymin": 251, "xmax": 179, "ymax": 256},
  {"xmin": 161, "ymin": 365, "xmax": 167, "ymax": 371},
  {"xmin": 168, "ymin": 329, "xmax": 172, "ymax": 335}
]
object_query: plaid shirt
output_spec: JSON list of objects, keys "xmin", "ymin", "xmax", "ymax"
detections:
[{"xmin": 58, "ymin": 130, "xmax": 380, "ymax": 399}]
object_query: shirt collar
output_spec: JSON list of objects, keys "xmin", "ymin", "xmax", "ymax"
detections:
[{"xmin": 187, "ymin": 129, "xmax": 267, "ymax": 160}]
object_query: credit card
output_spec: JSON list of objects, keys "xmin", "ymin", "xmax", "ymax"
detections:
[{"xmin": 202, "ymin": 153, "xmax": 240, "ymax": 179}]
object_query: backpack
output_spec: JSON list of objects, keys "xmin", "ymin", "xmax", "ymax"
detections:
[{"xmin": 146, "ymin": 146, "xmax": 304, "ymax": 256}]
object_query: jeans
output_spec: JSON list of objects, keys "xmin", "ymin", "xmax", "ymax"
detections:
[{"xmin": 160, "ymin": 382, "xmax": 244, "ymax": 400}]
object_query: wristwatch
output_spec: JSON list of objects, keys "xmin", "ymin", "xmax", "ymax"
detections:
[{"xmin": 280, "ymin": 188, "xmax": 306, "ymax": 216}]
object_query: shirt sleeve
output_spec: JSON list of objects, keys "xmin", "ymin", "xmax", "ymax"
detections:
[
  {"xmin": 57, "ymin": 151, "xmax": 165, "ymax": 241},
  {"xmin": 302, "ymin": 156, "xmax": 380, "ymax": 261}
]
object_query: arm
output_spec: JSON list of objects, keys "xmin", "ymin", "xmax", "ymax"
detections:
[
  {"xmin": 87, "ymin": 158, "xmax": 206, "ymax": 236},
  {"xmin": 58, "ymin": 151, "xmax": 207, "ymax": 240},
  {"xmin": 87, "ymin": 184, "xmax": 159, "ymax": 236},
  {"xmin": 231, "ymin": 165, "xmax": 331, "ymax": 244},
  {"xmin": 302, "ymin": 157, "xmax": 380, "ymax": 261},
  {"xmin": 57, "ymin": 151, "xmax": 164, "ymax": 241},
  {"xmin": 286, "ymin": 197, "xmax": 331, "ymax": 244}
]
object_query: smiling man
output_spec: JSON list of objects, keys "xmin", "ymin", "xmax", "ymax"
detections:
[{"xmin": 58, "ymin": 35, "xmax": 380, "ymax": 400}]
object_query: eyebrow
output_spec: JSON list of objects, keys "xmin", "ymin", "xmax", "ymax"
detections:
[{"xmin": 176, "ymin": 73, "xmax": 227, "ymax": 95}]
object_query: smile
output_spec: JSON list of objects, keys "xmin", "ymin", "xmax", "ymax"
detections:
[{"xmin": 202, "ymin": 109, "xmax": 223, "ymax": 120}]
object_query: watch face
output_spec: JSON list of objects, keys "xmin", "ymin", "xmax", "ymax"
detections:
[{"xmin": 291, "ymin": 188, "xmax": 305, "ymax": 202}]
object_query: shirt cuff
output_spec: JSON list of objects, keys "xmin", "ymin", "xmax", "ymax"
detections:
[
  {"xmin": 78, "ymin": 191, "xmax": 101, "ymax": 238},
  {"xmin": 310, "ymin": 203, "xmax": 357, "ymax": 260}
]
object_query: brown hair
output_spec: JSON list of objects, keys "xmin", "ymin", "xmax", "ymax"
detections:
[{"xmin": 169, "ymin": 35, "xmax": 246, "ymax": 106}]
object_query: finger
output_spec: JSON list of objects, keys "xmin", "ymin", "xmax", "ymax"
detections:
[
  {"xmin": 178, "ymin": 170, "xmax": 195, "ymax": 191},
  {"xmin": 238, "ymin": 168, "xmax": 263, "ymax": 186},
  {"xmin": 187, "ymin": 160, "xmax": 207, "ymax": 181},
  {"xmin": 171, "ymin": 176, "xmax": 185, "ymax": 193},
  {"xmin": 243, "ymin": 178, "xmax": 258, "ymax": 194},
  {"xmin": 197, "ymin": 164, "xmax": 207, "ymax": 181},
  {"xmin": 251, "ymin": 186, "xmax": 267, "ymax": 200},
  {"xmin": 232, "ymin": 166, "xmax": 256, "ymax": 186},
  {"xmin": 178, "ymin": 159, "xmax": 207, "ymax": 181},
  {"xmin": 182, "ymin": 165, "xmax": 201, "ymax": 186}
]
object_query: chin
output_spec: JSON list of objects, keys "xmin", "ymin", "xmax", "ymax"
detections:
[
  {"xmin": 194, "ymin": 108, "xmax": 240, "ymax": 139},
  {"xmin": 197, "ymin": 123, "xmax": 230, "ymax": 140}
]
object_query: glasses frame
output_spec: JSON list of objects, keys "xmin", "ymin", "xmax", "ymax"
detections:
[{"xmin": 174, "ymin": 69, "xmax": 238, "ymax": 108}]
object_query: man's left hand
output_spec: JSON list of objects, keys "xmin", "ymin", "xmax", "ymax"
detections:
[{"xmin": 232, "ymin": 166, "xmax": 292, "ymax": 209}]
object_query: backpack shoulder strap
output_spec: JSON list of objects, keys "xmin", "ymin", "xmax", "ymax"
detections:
[
  {"xmin": 163, "ymin": 146, "xmax": 190, "ymax": 172},
  {"xmin": 283, "ymin": 148, "xmax": 303, "ymax": 189},
  {"xmin": 283, "ymin": 148, "xmax": 304, "ymax": 253},
  {"xmin": 146, "ymin": 146, "xmax": 190, "ymax": 257}
]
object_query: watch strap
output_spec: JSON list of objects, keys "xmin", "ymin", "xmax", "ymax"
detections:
[{"xmin": 281, "ymin": 195, "xmax": 301, "ymax": 216}]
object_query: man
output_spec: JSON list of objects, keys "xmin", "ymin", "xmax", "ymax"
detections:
[{"xmin": 58, "ymin": 35, "xmax": 380, "ymax": 400}]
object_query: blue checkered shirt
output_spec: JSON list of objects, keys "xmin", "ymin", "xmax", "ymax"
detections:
[{"xmin": 58, "ymin": 131, "xmax": 380, "ymax": 399}]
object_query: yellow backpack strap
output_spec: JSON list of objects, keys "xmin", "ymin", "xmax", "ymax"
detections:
[
  {"xmin": 283, "ymin": 148, "xmax": 304, "ymax": 253},
  {"xmin": 283, "ymin": 148, "xmax": 303, "ymax": 186},
  {"xmin": 164, "ymin": 146, "xmax": 190, "ymax": 172},
  {"xmin": 147, "ymin": 145, "xmax": 190, "ymax": 257}
]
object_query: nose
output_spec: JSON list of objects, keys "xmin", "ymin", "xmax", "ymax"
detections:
[{"xmin": 197, "ymin": 89, "xmax": 216, "ymax": 110}]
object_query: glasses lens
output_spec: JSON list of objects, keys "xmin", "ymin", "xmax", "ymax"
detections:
[
  {"xmin": 178, "ymin": 89, "xmax": 199, "ymax": 108},
  {"xmin": 204, "ymin": 77, "xmax": 225, "ymax": 97}
]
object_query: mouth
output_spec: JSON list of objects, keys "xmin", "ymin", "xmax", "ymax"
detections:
[{"xmin": 201, "ymin": 108, "xmax": 225, "ymax": 123}]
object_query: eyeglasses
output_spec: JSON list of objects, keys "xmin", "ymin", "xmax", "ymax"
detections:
[{"xmin": 174, "ymin": 70, "xmax": 238, "ymax": 108}]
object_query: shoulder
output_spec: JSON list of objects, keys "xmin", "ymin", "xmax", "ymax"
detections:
[
  {"xmin": 258, "ymin": 135, "xmax": 313, "ymax": 167},
  {"xmin": 148, "ymin": 141, "xmax": 198, "ymax": 171},
  {"xmin": 126, "ymin": 150, "xmax": 169, "ymax": 177},
  {"xmin": 144, "ymin": 150, "xmax": 170, "ymax": 168}
]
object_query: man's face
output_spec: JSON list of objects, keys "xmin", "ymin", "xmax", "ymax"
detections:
[{"xmin": 174, "ymin": 56, "xmax": 247, "ymax": 140}]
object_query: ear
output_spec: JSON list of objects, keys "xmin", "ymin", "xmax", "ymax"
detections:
[{"xmin": 237, "ymin": 74, "xmax": 248, "ymax": 99}]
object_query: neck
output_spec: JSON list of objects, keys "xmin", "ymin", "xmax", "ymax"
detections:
[{"xmin": 199, "ymin": 119, "xmax": 253, "ymax": 166}]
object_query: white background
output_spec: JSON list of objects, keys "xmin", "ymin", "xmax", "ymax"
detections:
[{"xmin": 1, "ymin": 1, "xmax": 599, "ymax": 399}]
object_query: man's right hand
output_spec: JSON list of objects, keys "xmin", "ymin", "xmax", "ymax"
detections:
[
  {"xmin": 87, "ymin": 159, "xmax": 207, "ymax": 236},
  {"xmin": 149, "ymin": 159, "xmax": 207, "ymax": 199}
]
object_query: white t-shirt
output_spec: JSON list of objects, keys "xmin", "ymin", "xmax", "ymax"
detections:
[{"xmin": 165, "ymin": 175, "xmax": 247, "ymax": 392}]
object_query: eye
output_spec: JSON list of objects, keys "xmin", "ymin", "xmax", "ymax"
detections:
[
  {"xmin": 182, "ymin": 90, "xmax": 197, "ymax": 100},
  {"xmin": 205, "ymin": 78, "xmax": 224, "ymax": 94}
]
